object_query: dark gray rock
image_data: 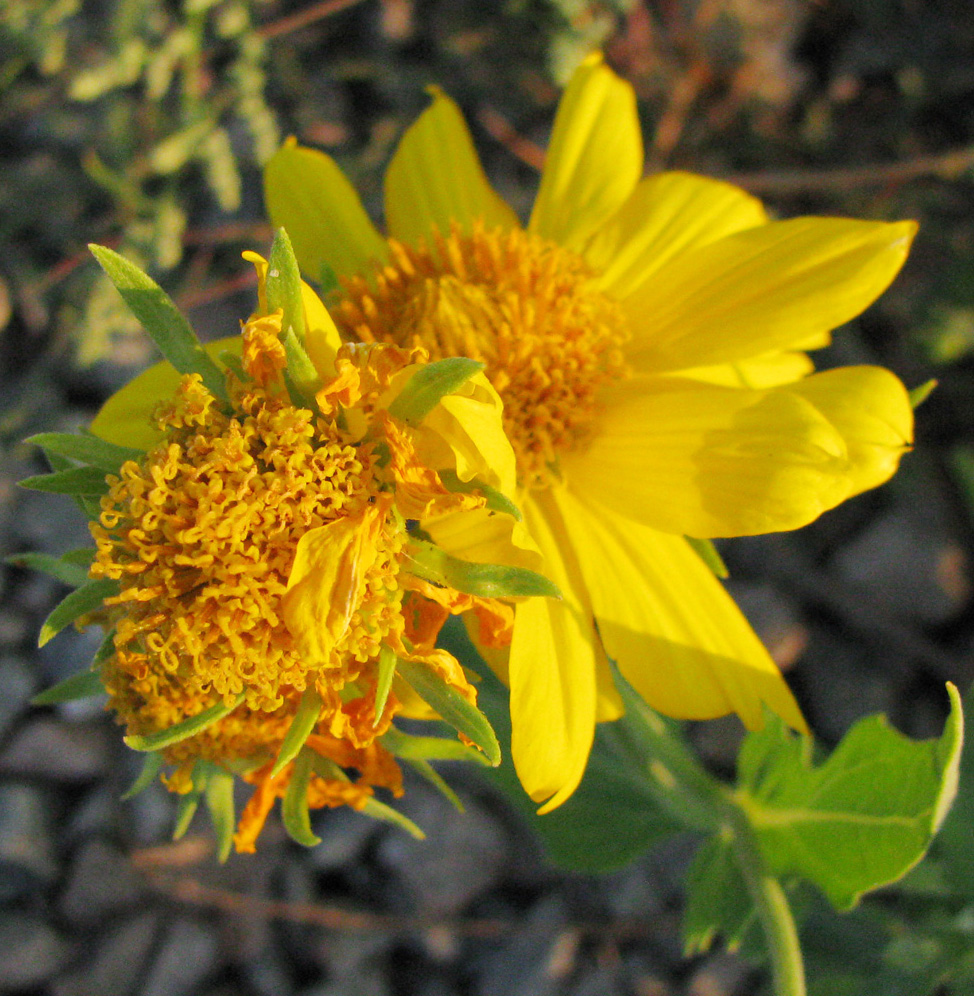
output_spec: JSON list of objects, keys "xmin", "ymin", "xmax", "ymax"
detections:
[
  {"xmin": 140, "ymin": 915, "xmax": 220, "ymax": 996},
  {"xmin": 307, "ymin": 805, "xmax": 380, "ymax": 873},
  {"xmin": 58, "ymin": 837, "xmax": 145, "ymax": 925},
  {"xmin": 686, "ymin": 951, "xmax": 755, "ymax": 996},
  {"xmin": 0, "ymin": 914, "xmax": 73, "ymax": 990},
  {"xmin": 0, "ymin": 783, "xmax": 59, "ymax": 899},
  {"xmin": 830, "ymin": 510, "xmax": 970, "ymax": 626},
  {"xmin": 52, "ymin": 911, "xmax": 160, "ymax": 996},
  {"xmin": 0, "ymin": 715, "xmax": 111, "ymax": 781},
  {"xmin": 0, "ymin": 655, "xmax": 37, "ymax": 738},
  {"xmin": 473, "ymin": 895, "xmax": 571, "ymax": 996},
  {"xmin": 376, "ymin": 783, "xmax": 508, "ymax": 917}
]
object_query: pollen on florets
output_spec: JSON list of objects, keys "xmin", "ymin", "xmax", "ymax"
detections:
[{"xmin": 335, "ymin": 222, "xmax": 631, "ymax": 487}]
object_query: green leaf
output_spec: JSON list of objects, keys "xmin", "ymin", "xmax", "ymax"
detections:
[
  {"xmin": 281, "ymin": 332, "xmax": 320, "ymax": 404},
  {"xmin": 684, "ymin": 536, "xmax": 729, "ymax": 578},
  {"xmin": 266, "ymin": 227, "xmax": 306, "ymax": 343},
  {"xmin": 735, "ymin": 683, "xmax": 964, "ymax": 911},
  {"xmin": 204, "ymin": 766, "xmax": 237, "ymax": 863},
  {"xmin": 387, "ymin": 357, "xmax": 484, "ymax": 425},
  {"xmin": 121, "ymin": 752, "xmax": 165, "ymax": 800},
  {"xmin": 396, "ymin": 657, "xmax": 501, "ymax": 766},
  {"xmin": 5, "ymin": 551, "xmax": 91, "ymax": 588},
  {"xmin": 60, "ymin": 549, "xmax": 97, "ymax": 568},
  {"xmin": 124, "ymin": 691, "xmax": 246, "ymax": 752},
  {"xmin": 271, "ymin": 686, "xmax": 322, "ymax": 778},
  {"xmin": 380, "ymin": 724, "xmax": 491, "ymax": 766},
  {"xmin": 38, "ymin": 578, "xmax": 117, "ymax": 646},
  {"xmin": 909, "ymin": 379, "xmax": 937, "ymax": 409},
  {"xmin": 683, "ymin": 834, "xmax": 759, "ymax": 956},
  {"xmin": 405, "ymin": 757, "xmax": 464, "ymax": 812},
  {"xmin": 438, "ymin": 470, "xmax": 521, "ymax": 520},
  {"xmin": 25, "ymin": 432, "xmax": 143, "ymax": 473},
  {"xmin": 373, "ymin": 645, "xmax": 396, "ymax": 728},
  {"xmin": 437, "ymin": 616, "xmax": 689, "ymax": 873},
  {"xmin": 404, "ymin": 539, "xmax": 560, "ymax": 599},
  {"xmin": 20, "ymin": 466, "xmax": 110, "ymax": 497},
  {"xmin": 31, "ymin": 669, "xmax": 105, "ymax": 706},
  {"xmin": 282, "ymin": 749, "xmax": 321, "ymax": 846},
  {"xmin": 361, "ymin": 797, "xmax": 426, "ymax": 839},
  {"xmin": 88, "ymin": 244, "xmax": 228, "ymax": 401}
]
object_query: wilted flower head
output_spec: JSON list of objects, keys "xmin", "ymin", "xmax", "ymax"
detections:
[{"xmin": 24, "ymin": 238, "xmax": 551, "ymax": 855}]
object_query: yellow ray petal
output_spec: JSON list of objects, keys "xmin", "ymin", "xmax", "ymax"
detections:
[
  {"xmin": 624, "ymin": 217, "xmax": 917, "ymax": 374},
  {"xmin": 384, "ymin": 88, "xmax": 519, "ymax": 245},
  {"xmin": 678, "ymin": 351, "xmax": 814, "ymax": 389},
  {"xmin": 564, "ymin": 375, "xmax": 851, "ymax": 537},
  {"xmin": 587, "ymin": 171, "xmax": 768, "ymax": 300},
  {"xmin": 529, "ymin": 52, "xmax": 642, "ymax": 251},
  {"xmin": 784, "ymin": 365, "xmax": 913, "ymax": 499},
  {"xmin": 281, "ymin": 506, "xmax": 383, "ymax": 665},
  {"xmin": 553, "ymin": 486, "xmax": 806, "ymax": 731},
  {"xmin": 423, "ymin": 504, "xmax": 541, "ymax": 573},
  {"xmin": 507, "ymin": 491, "xmax": 599, "ymax": 811},
  {"xmin": 89, "ymin": 336, "xmax": 241, "ymax": 450},
  {"xmin": 409, "ymin": 374, "xmax": 517, "ymax": 496},
  {"xmin": 263, "ymin": 137, "xmax": 388, "ymax": 281}
]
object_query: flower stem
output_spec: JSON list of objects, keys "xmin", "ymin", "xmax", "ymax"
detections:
[
  {"xmin": 722, "ymin": 800, "xmax": 807, "ymax": 996},
  {"xmin": 609, "ymin": 679, "xmax": 807, "ymax": 996}
]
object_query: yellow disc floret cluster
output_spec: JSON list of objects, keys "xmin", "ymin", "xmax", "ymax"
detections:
[
  {"xmin": 337, "ymin": 222, "xmax": 631, "ymax": 487},
  {"xmin": 87, "ymin": 310, "xmax": 507, "ymax": 851}
]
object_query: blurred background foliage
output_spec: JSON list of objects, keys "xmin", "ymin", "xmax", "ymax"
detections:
[{"xmin": 6, "ymin": 1, "xmax": 974, "ymax": 994}]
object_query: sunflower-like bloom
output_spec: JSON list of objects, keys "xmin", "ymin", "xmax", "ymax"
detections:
[
  {"xmin": 74, "ymin": 251, "xmax": 535, "ymax": 852},
  {"xmin": 263, "ymin": 54, "xmax": 917, "ymax": 811}
]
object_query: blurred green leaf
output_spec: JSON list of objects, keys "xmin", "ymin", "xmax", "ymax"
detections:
[
  {"xmin": 38, "ymin": 578, "xmax": 117, "ymax": 647},
  {"xmin": 89, "ymin": 244, "xmax": 228, "ymax": 401}
]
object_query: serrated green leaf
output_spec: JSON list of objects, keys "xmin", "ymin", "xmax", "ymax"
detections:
[
  {"xmin": 361, "ymin": 796, "xmax": 426, "ymax": 839},
  {"xmin": 31, "ymin": 669, "xmax": 105, "ymax": 706},
  {"xmin": 373, "ymin": 645, "xmax": 396, "ymax": 728},
  {"xmin": 271, "ymin": 686, "xmax": 322, "ymax": 778},
  {"xmin": 25, "ymin": 432, "xmax": 144, "ymax": 473},
  {"xmin": 396, "ymin": 657, "xmax": 500, "ymax": 766},
  {"xmin": 405, "ymin": 757, "xmax": 464, "ymax": 812},
  {"xmin": 282, "ymin": 749, "xmax": 320, "ymax": 846},
  {"xmin": 380, "ymin": 724, "xmax": 491, "ymax": 766},
  {"xmin": 20, "ymin": 466, "xmax": 110, "ymax": 497},
  {"xmin": 121, "ymin": 752, "xmax": 165, "ymax": 800},
  {"xmin": 266, "ymin": 227, "xmax": 306, "ymax": 343},
  {"xmin": 124, "ymin": 691, "xmax": 246, "ymax": 752},
  {"xmin": 735, "ymin": 683, "xmax": 964, "ymax": 911},
  {"xmin": 204, "ymin": 766, "xmax": 237, "ymax": 863},
  {"xmin": 685, "ymin": 536, "xmax": 729, "ymax": 578},
  {"xmin": 38, "ymin": 578, "xmax": 117, "ymax": 647},
  {"xmin": 5, "ymin": 551, "xmax": 91, "ymax": 588},
  {"xmin": 89, "ymin": 244, "xmax": 228, "ymax": 401},
  {"xmin": 404, "ymin": 539, "xmax": 560, "ymax": 600},
  {"xmin": 387, "ymin": 357, "xmax": 484, "ymax": 425},
  {"xmin": 438, "ymin": 470, "xmax": 521, "ymax": 520}
]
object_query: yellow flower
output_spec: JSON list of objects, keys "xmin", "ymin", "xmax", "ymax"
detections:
[
  {"xmin": 81, "ymin": 252, "xmax": 535, "ymax": 851},
  {"xmin": 263, "ymin": 54, "xmax": 916, "ymax": 811}
]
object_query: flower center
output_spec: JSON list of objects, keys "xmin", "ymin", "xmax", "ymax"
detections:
[
  {"xmin": 90, "ymin": 373, "xmax": 406, "ymax": 764},
  {"xmin": 336, "ymin": 224, "xmax": 631, "ymax": 488}
]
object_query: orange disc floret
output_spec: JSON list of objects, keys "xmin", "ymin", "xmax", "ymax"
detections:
[{"xmin": 336, "ymin": 222, "xmax": 631, "ymax": 486}]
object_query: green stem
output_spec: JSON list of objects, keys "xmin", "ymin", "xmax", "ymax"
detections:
[
  {"xmin": 611, "ymin": 681, "xmax": 807, "ymax": 996},
  {"xmin": 723, "ymin": 802, "xmax": 807, "ymax": 996}
]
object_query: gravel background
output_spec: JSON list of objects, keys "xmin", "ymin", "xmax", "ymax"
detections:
[{"xmin": 4, "ymin": 1, "xmax": 974, "ymax": 993}]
